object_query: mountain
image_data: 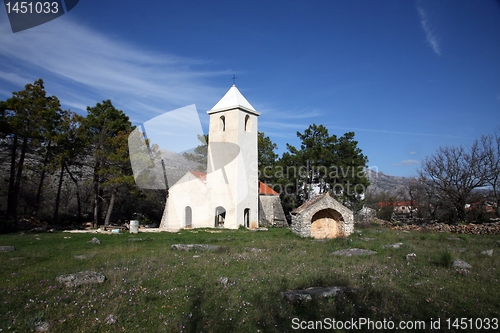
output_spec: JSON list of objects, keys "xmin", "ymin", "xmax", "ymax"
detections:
[{"xmin": 365, "ymin": 169, "xmax": 408, "ymax": 194}]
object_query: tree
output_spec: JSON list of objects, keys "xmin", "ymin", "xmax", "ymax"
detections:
[
  {"xmin": 3, "ymin": 79, "xmax": 62, "ymax": 218},
  {"xmin": 52, "ymin": 111, "xmax": 87, "ymax": 222},
  {"xmin": 281, "ymin": 124, "xmax": 369, "ymax": 210},
  {"xmin": 418, "ymin": 141, "xmax": 490, "ymax": 222},
  {"xmin": 183, "ymin": 134, "xmax": 208, "ymax": 171},
  {"xmin": 258, "ymin": 131, "xmax": 278, "ymax": 182},
  {"xmin": 85, "ymin": 100, "xmax": 133, "ymax": 225},
  {"xmin": 481, "ymin": 132, "xmax": 500, "ymax": 217}
]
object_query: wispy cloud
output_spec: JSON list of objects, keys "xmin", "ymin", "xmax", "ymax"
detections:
[
  {"xmin": 409, "ymin": 151, "xmax": 416, "ymax": 155},
  {"xmin": 0, "ymin": 13, "xmax": 230, "ymax": 122},
  {"xmin": 395, "ymin": 159, "xmax": 419, "ymax": 166},
  {"xmin": 417, "ymin": 4, "xmax": 441, "ymax": 56}
]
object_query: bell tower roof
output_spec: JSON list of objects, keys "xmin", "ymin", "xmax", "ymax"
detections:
[{"xmin": 208, "ymin": 85, "xmax": 260, "ymax": 115}]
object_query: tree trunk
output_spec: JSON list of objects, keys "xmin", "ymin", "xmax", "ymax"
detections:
[
  {"xmin": 93, "ymin": 161, "xmax": 102, "ymax": 225},
  {"xmin": 53, "ymin": 161, "xmax": 65, "ymax": 222},
  {"xmin": 33, "ymin": 141, "xmax": 51, "ymax": 217},
  {"xmin": 104, "ymin": 188, "xmax": 116, "ymax": 226},
  {"xmin": 64, "ymin": 162, "xmax": 82, "ymax": 221},
  {"xmin": 10, "ymin": 136, "xmax": 29, "ymax": 218},
  {"xmin": 7, "ymin": 134, "xmax": 18, "ymax": 217}
]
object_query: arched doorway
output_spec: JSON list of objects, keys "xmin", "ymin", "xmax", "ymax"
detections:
[
  {"xmin": 215, "ymin": 206, "xmax": 226, "ymax": 228},
  {"xmin": 244, "ymin": 208, "xmax": 250, "ymax": 228},
  {"xmin": 311, "ymin": 209, "xmax": 343, "ymax": 239},
  {"xmin": 185, "ymin": 206, "xmax": 192, "ymax": 228}
]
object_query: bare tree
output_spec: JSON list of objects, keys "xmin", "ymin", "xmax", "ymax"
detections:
[
  {"xmin": 418, "ymin": 141, "xmax": 490, "ymax": 222},
  {"xmin": 481, "ymin": 133, "xmax": 500, "ymax": 217}
]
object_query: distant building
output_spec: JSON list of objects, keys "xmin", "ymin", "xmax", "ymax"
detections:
[{"xmin": 377, "ymin": 201, "xmax": 417, "ymax": 215}]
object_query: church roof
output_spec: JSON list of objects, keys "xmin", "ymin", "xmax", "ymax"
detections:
[
  {"xmin": 259, "ymin": 182, "xmax": 279, "ymax": 196},
  {"xmin": 208, "ymin": 85, "xmax": 260, "ymax": 115},
  {"xmin": 189, "ymin": 170, "xmax": 207, "ymax": 182}
]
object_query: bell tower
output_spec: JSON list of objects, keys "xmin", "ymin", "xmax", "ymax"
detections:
[{"xmin": 206, "ymin": 85, "xmax": 260, "ymax": 228}]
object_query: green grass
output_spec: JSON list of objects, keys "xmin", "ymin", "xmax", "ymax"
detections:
[{"xmin": 0, "ymin": 226, "xmax": 499, "ymax": 332}]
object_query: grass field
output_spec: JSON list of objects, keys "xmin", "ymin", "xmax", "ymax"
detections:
[{"xmin": 0, "ymin": 225, "xmax": 499, "ymax": 332}]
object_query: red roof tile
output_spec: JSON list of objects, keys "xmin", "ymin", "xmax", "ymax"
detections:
[
  {"xmin": 259, "ymin": 182, "xmax": 279, "ymax": 195},
  {"xmin": 190, "ymin": 171, "xmax": 207, "ymax": 182}
]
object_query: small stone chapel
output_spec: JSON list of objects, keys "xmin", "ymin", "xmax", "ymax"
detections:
[{"xmin": 160, "ymin": 85, "xmax": 285, "ymax": 231}]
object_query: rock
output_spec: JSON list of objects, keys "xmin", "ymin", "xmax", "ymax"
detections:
[
  {"xmin": 105, "ymin": 314, "xmax": 117, "ymax": 325},
  {"xmin": 0, "ymin": 246, "xmax": 15, "ymax": 252},
  {"xmin": 90, "ymin": 237, "xmax": 101, "ymax": 244},
  {"xmin": 56, "ymin": 270, "xmax": 106, "ymax": 287},
  {"xmin": 218, "ymin": 277, "xmax": 229, "ymax": 288},
  {"xmin": 481, "ymin": 249, "xmax": 493, "ymax": 256},
  {"xmin": 171, "ymin": 244, "xmax": 223, "ymax": 251},
  {"xmin": 406, "ymin": 253, "xmax": 417, "ymax": 261},
  {"xmin": 74, "ymin": 254, "xmax": 95, "ymax": 260},
  {"xmin": 244, "ymin": 247, "xmax": 266, "ymax": 253},
  {"xmin": 452, "ymin": 259, "xmax": 472, "ymax": 269},
  {"xmin": 331, "ymin": 248, "xmax": 377, "ymax": 256},
  {"xmin": 127, "ymin": 237, "xmax": 152, "ymax": 242},
  {"xmin": 496, "ymin": 240, "xmax": 500, "ymax": 247},
  {"xmin": 382, "ymin": 242, "xmax": 403, "ymax": 249},
  {"xmin": 455, "ymin": 268, "xmax": 470, "ymax": 275},
  {"xmin": 281, "ymin": 287, "xmax": 355, "ymax": 302},
  {"xmin": 34, "ymin": 321, "xmax": 50, "ymax": 332}
]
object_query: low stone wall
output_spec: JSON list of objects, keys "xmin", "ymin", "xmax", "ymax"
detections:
[{"xmin": 377, "ymin": 220, "xmax": 500, "ymax": 235}]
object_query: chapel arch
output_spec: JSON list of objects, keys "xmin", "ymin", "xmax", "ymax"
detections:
[
  {"xmin": 215, "ymin": 206, "xmax": 226, "ymax": 228},
  {"xmin": 185, "ymin": 206, "xmax": 192, "ymax": 228},
  {"xmin": 310, "ymin": 208, "xmax": 344, "ymax": 239},
  {"xmin": 244, "ymin": 208, "xmax": 250, "ymax": 228}
]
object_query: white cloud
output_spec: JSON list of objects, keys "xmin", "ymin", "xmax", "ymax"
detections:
[
  {"xmin": 409, "ymin": 151, "xmax": 416, "ymax": 155},
  {"xmin": 417, "ymin": 5, "xmax": 441, "ymax": 56}
]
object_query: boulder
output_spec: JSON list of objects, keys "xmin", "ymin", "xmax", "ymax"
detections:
[
  {"xmin": 452, "ymin": 259, "xmax": 472, "ymax": 269},
  {"xmin": 56, "ymin": 270, "xmax": 105, "ymax": 287},
  {"xmin": 90, "ymin": 237, "xmax": 101, "ymax": 244}
]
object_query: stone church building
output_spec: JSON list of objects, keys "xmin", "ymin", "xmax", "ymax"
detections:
[{"xmin": 160, "ymin": 85, "xmax": 285, "ymax": 231}]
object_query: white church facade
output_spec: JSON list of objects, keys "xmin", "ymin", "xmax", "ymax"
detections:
[{"xmin": 160, "ymin": 85, "xmax": 280, "ymax": 231}]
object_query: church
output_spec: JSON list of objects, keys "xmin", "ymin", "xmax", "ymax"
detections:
[{"xmin": 159, "ymin": 85, "xmax": 286, "ymax": 231}]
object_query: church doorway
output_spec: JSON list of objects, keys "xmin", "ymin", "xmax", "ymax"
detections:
[
  {"xmin": 215, "ymin": 206, "xmax": 226, "ymax": 228},
  {"xmin": 185, "ymin": 206, "xmax": 192, "ymax": 228},
  {"xmin": 244, "ymin": 208, "xmax": 250, "ymax": 228}
]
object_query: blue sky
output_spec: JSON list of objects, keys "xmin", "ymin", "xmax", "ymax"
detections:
[{"xmin": 0, "ymin": 0, "xmax": 499, "ymax": 177}]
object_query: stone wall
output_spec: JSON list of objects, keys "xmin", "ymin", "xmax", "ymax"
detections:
[
  {"xmin": 291, "ymin": 194, "xmax": 353, "ymax": 239},
  {"xmin": 259, "ymin": 195, "xmax": 287, "ymax": 227}
]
